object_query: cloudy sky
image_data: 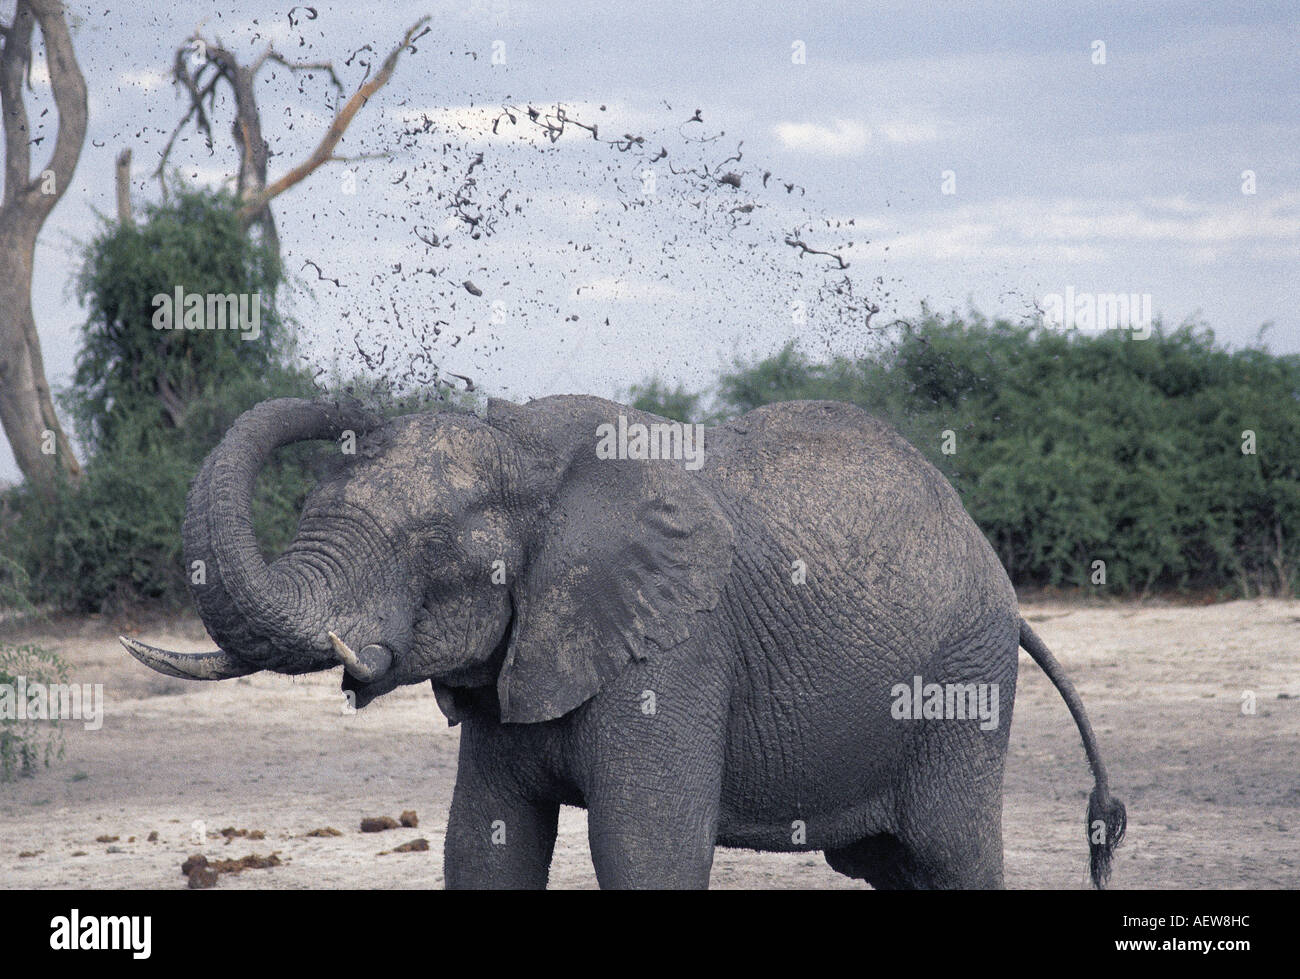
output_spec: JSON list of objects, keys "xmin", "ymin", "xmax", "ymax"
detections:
[{"xmin": 5, "ymin": 0, "xmax": 1298, "ymax": 481}]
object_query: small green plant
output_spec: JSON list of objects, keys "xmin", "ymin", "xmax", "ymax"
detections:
[
  {"xmin": 0, "ymin": 642, "xmax": 69, "ymax": 781},
  {"xmin": 626, "ymin": 377, "xmax": 705, "ymax": 423},
  {"xmin": 0, "ymin": 552, "xmax": 35, "ymax": 618}
]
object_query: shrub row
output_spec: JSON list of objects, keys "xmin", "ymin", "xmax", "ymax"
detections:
[{"xmin": 632, "ymin": 316, "xmax": 1300, "ymax": 596}]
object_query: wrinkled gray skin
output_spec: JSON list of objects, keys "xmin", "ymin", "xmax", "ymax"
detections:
[{"xmin": 125, "ymin": 395, "xmax": 1125, "ymax": 889}]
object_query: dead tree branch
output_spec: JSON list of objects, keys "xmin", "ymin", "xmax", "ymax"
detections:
[
  {"xmin": 236, "ymin": 16, "xmax": 429, "ymax": 224},
  {"xmin": 156, "ymin": 17, "xmax": 427, "ymax": 262}
]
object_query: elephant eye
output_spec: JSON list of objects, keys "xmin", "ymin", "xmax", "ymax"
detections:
[{"xmin": 410, "ymin": 520, "xmax": 455, "ymax": 552}]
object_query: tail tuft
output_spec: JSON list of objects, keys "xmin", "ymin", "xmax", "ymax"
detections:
[
  {"xmin": 1086, "ymin": 786, "xmax": 1127, "ymax": 889},
  {"xmin": 1021, "ymin": 619, "xmax": 1126, "ymax": 889}
]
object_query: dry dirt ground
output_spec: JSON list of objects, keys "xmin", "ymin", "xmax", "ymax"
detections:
[{"xmin": 2, "ymin": 600, "xmax": 1296, "ymax": 889}]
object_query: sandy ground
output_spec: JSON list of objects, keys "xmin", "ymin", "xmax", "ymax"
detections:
[{"xmin": 1, "ymin": 599, "xmax": 1296, "ymax": 889}]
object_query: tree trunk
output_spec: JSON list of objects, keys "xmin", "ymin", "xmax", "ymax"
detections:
[
  {"xmin": 115, "ymin": 147, "xmax": 132, "ymax": 225},
  {"xmin": 0, "ymin": 0, "xmax": 87, "ymax": 490}
]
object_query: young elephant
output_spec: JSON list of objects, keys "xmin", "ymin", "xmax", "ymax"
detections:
[{"xmin": 124, "ymin": 395, "xmax": 1125, "ymax": 888}]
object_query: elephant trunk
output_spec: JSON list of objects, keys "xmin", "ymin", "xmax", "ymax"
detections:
[
  {"xmin": 122, "ymin": 398, "xmax": 383, "ymax": 680},
  {"xmin": 184, "ymin": 398, "xmax": 382, "ymax": 670}
]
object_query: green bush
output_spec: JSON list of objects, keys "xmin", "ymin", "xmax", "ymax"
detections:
[
  {"xmin": 71, "ymin": 185, "xmax": 290, "ymax": 456},
  {"xmin": 0, "ymin": 642, "xmax": 68, "ymax": 781},
  {"xmin": 1, "ymin": 377, "xmax": 322, "ymax": 612},
  {"xmin": 633, "ymin": 315, "xmax": 1300, "ymax": 597},
  {"xmin": 0, "ymin": 184, "xmax": 323, "ymax": 613}
]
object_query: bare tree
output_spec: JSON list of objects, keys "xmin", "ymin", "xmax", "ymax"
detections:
[
  {"xmin": 0, "ymin": 0, "xmax": 85, "ymax": 489},
  {"xmin": 158, "ymin": 16, "xmax": 429, "ymax": 263}
]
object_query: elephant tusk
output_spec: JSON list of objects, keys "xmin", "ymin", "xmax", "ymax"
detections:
[
  {"xmin": 327, "ymin": 631, "xmax": 361, "ymax": 670},
  {"xmin": 327, "ymin": 631, "xmax": 392, "ymax": 683},
  {"xmin": 119, "ymin": 636, "xmax": 257, "ymax": 681}
]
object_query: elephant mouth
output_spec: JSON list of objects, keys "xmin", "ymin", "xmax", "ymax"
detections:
[
  {"xmin": 330, "ymin": 632, "xmax": 397, "ymax": 709},
  {"xmin": 341, "ymin": 667, "xmax": 376, "ymax": 706},
  {"xmin": 327, "ymin": 632, "xmax": 393, "ymax": 683},
  {"xmin": 339, "ymin": 658, "xmax": 399, "ymax": 709}
]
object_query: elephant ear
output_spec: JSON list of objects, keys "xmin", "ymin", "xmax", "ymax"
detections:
[{"xmin": 490, "ymin": 398, "xmax": 734, "ymax": 724}]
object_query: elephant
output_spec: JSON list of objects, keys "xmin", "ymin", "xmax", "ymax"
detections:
[{"xmin": 122, "ymin": 394, "xmax": 1126, "ymax": 889}]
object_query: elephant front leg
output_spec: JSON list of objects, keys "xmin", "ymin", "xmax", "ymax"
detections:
[
  {"xmin": 579, "ymin": 660, "xmax": 728, "ymax": 889},
  {"xmin": 443, "ymin": 784, "xmax": 559, "ymax": 889},
  {"xmin": 443, "ymin": 726, "xmax": 559, "ymax": 889},
  {"xmin": 586, "ymin": 785, "xmax": 721, "ymax": 889}
]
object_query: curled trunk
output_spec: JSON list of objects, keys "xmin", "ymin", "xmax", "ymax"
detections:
[{"xmin": 183, "ymin": 398, "xmax": 381, "ymax": 670}]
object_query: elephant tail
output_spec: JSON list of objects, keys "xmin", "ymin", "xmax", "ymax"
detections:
[{"xmin": 1019, "ymin": 619, "xmax": 1126, "ymax": 889}]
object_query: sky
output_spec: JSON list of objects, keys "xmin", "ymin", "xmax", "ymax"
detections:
[{"xmin": 4, "ymin": 0, "xmax": 1298, "ymax": 482}]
